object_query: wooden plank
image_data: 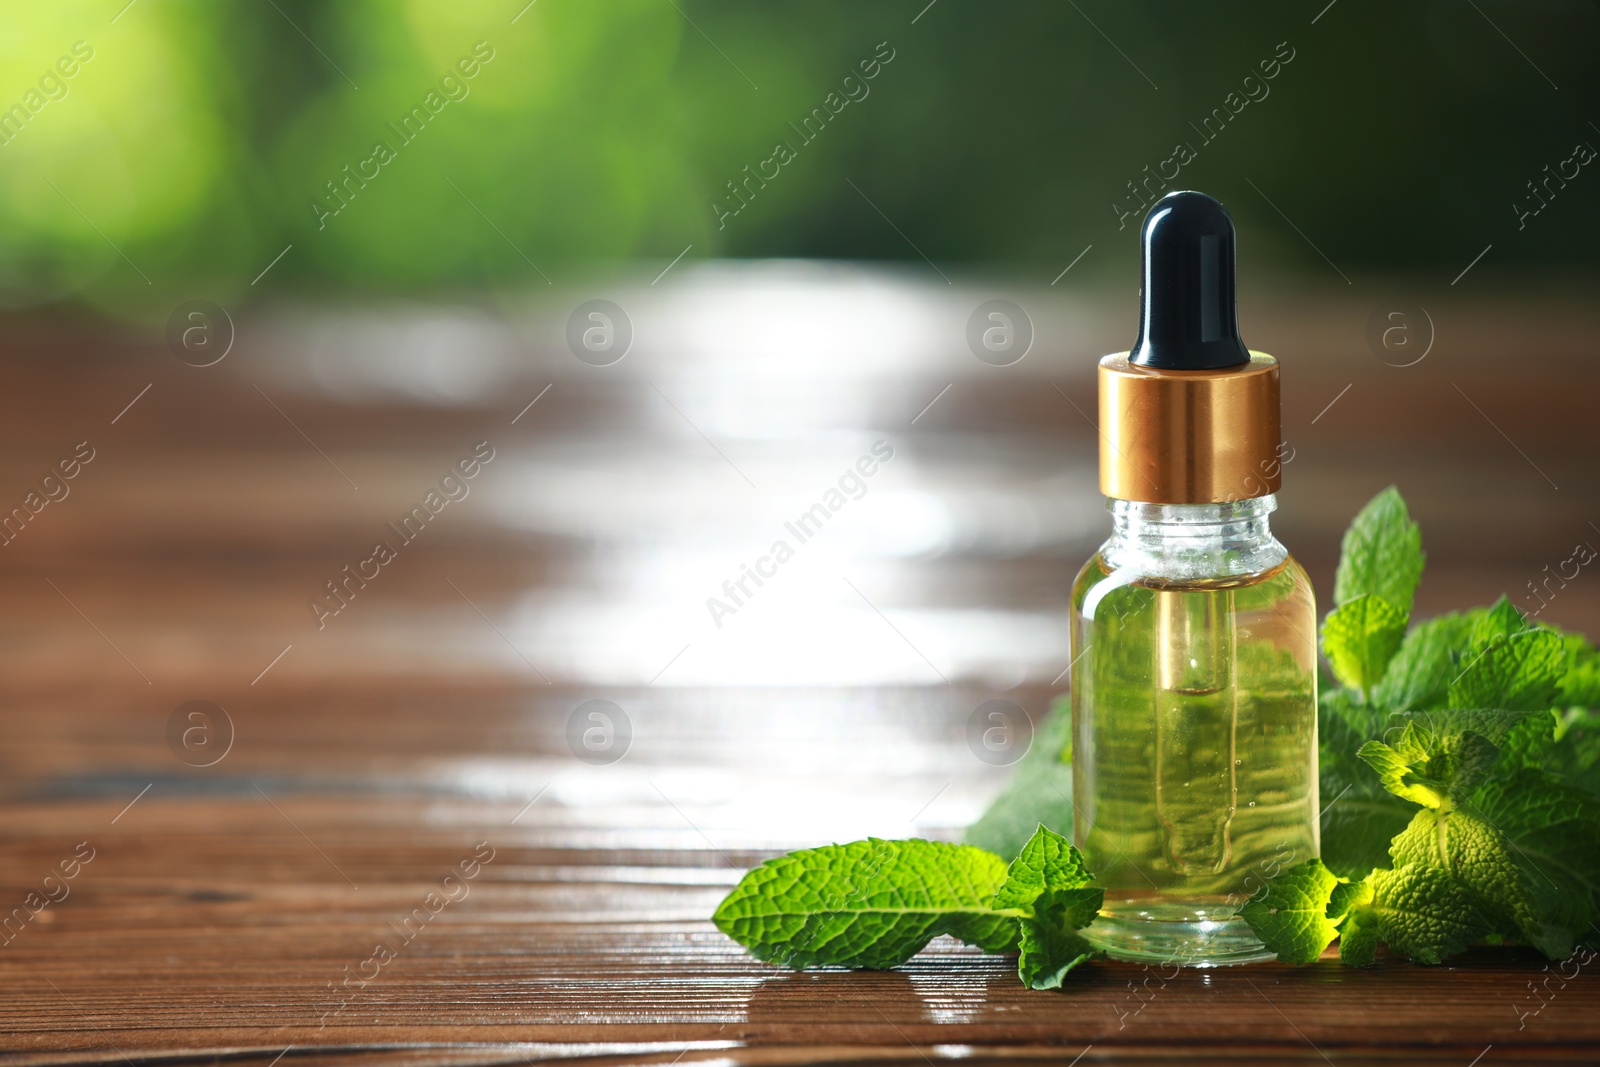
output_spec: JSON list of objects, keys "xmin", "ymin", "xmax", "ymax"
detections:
[{"xmin": 0, "ymin": 290, "xmax": 1596, "ymax": 1061}]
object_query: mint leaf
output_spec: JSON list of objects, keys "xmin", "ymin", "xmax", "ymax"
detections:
[
  {"xmin": 1358, "ymin": 726, "xmax": 1446, "ymax": 808},
  {"xmin": 1403, "ymin": 708, "xmax": 1532, "ymax": 747},
  {"xmin": 1473, "ymin": 596, "xmax": 1526, "ymax": 645},
  {"xmin": 1471, "ymin": 769, "xmax": 1600, "ymax": 954},
  {"xmin": 991, "ymin": 823, "xmax": 1092, "ymax": 911},
  {"xmin": 1341, "ymin": 864, "xmax": 1487, "ymax": 966},
  {"xmin": 1399, "ymin": 709, "xmax": 1529, "ymax": 801},
  {"xmin": 1018, "ymin": 923, "xmax": 1097, "ymax": 990},
  {"xmin": 1389, "ymin": 806, "xmax": 1566, "ymax": 959},
  {"xmin": 1497, "ymin": 709, "xmax": 1557, "ymax": 771},
  {"xmin": 1327, "ymin": 875, "xmax": 1375, "ymax": 925},
  {"xmin": 994, "ymin": 825, "xmax": 1104, "ymax": 988},
  {"xmin": 1322, "ymin": 594, "xmax": 1408, "ymax": 690},
  {"xmin": 1557, "ymin": 634, "xmax": 1600, "ymax": 709},
  {"xmin": 1322, "ymin": 686, "xmax": 1389, "ymax": 746},
  {"xmin": 1333, "ymin": 486, "xmax": 1424, "ymax": 619},
  {"xmin": 1546, "ymin": 710, "xmax": 1600, "ymax": 800},
  {"xmin": 1370, "ymin": 612, "xmax": 1479, "ymax": 712},
  {"xmin": 1504, "ymin": 703, "xmax": 1600, "ymax": 801},
  {"xmin": 1239, "ymin": 859, "xmax": 1349, "ymax": 963},
  {"xmin": 712, "ymin": 838, "xmax": 1018, "ymax": 968},
  {"xmin": 714, "ymin": 828, "xmax": 1105, "ymax": 986},
  {"xmin": 1442, "ymin": 730, "xmax": 1503, "ymax": 800},
  {"xmin": 1448, "ymin": 601, "xmax": 1564, "ymax": 711},
  {"xmin": 1338, "ymin": 904, "xmax": 1380, "ymax": 966},
  {"xmin": 1328, "ymin": 874, "xmax": 1380, "ymax": 965},
  {"xmin": 1358, "ymin": 712, "xmax": 1529, "ymax": 810},
  {"xmin": 1318, "ymin": 690, "xmax": 1414, "ymax": 878},
  {"xmin": 1321, "ymin": 789, "xmax": 1414, "ymax": 881}
]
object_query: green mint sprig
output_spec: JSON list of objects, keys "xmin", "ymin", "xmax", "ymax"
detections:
[
  {"xmin": 712, "ymin": 825, "xmax": 1102, "ymax": 989},
  {"xmin": 1246, "ymin": 486, "xmax": 1600, "ymax": 966}
]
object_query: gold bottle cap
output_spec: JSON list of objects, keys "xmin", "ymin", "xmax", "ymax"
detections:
[
  {"xmin": 1098, "ymin": 350, "xmax": 1280, "ymax": 504},
  {"xmin": 1101, "ymin": 191, "xmax": 1281, "ymax": 504}
]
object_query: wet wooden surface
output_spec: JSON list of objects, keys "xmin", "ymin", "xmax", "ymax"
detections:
[{"xmin": 0, "ymin": 271, "xmax": 1597, "ymax": 1064}]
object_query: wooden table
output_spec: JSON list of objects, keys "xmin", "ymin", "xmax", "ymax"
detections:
[{"xmin": 1, "ymin": 272, "xmax": 1596, "ymax": 1064}]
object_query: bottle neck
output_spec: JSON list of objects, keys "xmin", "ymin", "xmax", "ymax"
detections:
[{"xmin": 1102, "ymin": 494, "xmax": 1286, "ymax": 581}]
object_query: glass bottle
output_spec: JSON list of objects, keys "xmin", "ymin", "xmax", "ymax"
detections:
[
  {"xmin": 1068, "ymin": 190, "xmax": 1318, "ymax": 965},
  {"xmin": 1070, "ymin": 496, "xmax": 1318, "ymax": 964}
]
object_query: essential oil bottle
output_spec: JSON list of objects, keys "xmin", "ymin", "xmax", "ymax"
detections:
[{"xmin": 1069, "ymin": 191, "xmax": 1319, "ymax": 966}]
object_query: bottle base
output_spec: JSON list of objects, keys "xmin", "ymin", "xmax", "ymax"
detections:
[{"xmin": 1083, "ymin": 907, "xmax": 1275, "ymax": 967}]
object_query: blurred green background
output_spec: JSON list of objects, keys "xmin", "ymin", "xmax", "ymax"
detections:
[{"xmin": 2, "ymin": 0, "xmax": 1596, "ymax": 318}]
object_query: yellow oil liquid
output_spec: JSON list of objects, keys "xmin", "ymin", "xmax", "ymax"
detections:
[{"xmin": 1069, "ymin": 555, "xmax": 1318, "ymax": 965}]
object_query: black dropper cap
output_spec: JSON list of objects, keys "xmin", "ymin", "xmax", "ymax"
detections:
[{"xmin": 1129, "ymin": 191, "xmax": 1251, "ymax": 371}]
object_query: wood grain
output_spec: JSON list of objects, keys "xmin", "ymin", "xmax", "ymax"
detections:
[{"xmin": 0, "ymin": 282, "xmax": 1596, "ymax": 1063}]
